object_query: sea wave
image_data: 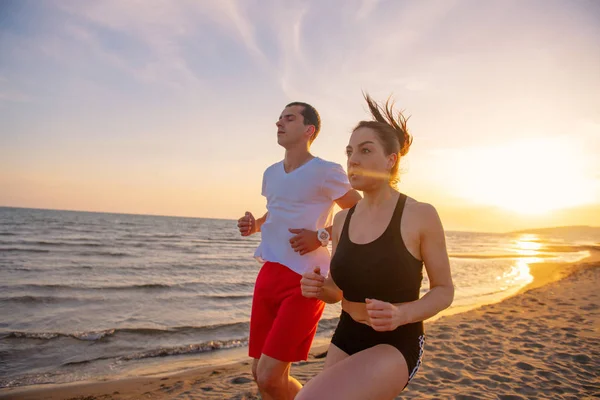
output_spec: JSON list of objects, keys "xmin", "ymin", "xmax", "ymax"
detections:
[
  {"xmin": 1, "ymin": 321, "xmax": 252, "ymax": 342},
  {"xmin": 1, "ymin": 318, "xmax": 340, "ymax": 344}
]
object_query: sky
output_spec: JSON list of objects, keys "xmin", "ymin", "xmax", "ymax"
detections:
[{"xmin": 1, "ymin": 0, "xmax": 599, "ymax": 232}]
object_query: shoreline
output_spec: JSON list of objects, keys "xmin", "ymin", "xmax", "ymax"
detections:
[{"xmin": 2, "ymin": 249, "xmax": 598, "ymax": 399}]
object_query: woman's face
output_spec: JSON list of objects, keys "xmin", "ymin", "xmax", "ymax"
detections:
[{"xmin": 346, "ymin": 127, "xmax": 397, "ymax": 191}]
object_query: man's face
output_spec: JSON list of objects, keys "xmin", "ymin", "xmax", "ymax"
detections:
[{"xmin": 275, "ymin": 105, "xmax": 312, "ymax": 148}]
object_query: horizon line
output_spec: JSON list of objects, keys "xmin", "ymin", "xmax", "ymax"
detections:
[{"xmin": 2, "ymin": 205, "xmax": 598, "ymax": 235}]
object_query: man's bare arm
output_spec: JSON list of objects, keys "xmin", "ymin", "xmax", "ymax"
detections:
[
  {"xmin": 335, "ymin": 189, "xmax": 362, "ymax": 210},
  {"xmin": 289, "ymin": 189, "xmax": 361, "ymax": 254},
  {"xmin": 237, "ymin": 212, "xmax": 268, "ymax": 236}
]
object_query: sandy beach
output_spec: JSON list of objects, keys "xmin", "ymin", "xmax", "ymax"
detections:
[{"xmin": 2, "ymin": 250, "xmax": 598, "ymax": 400}]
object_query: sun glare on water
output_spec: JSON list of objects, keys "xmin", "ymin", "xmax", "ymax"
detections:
[
  {"xmin": 515, "ymin": 234, "xmax": 542, "ymax": 256},
  {"xmin": 497, "ymin": 235, "xmax": 539, "ymax": 290}
]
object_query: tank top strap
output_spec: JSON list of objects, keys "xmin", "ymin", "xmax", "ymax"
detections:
[
  {"xmin": 389, "ymin": 193, "xmax": 408, "ymax": 230},
  {"xmin": 340, "ymin": 204, "xmax": 357, "ymax": 241}
]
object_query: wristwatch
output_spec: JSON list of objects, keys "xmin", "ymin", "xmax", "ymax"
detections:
[{"xmin": 317, "ymin": 228, "xmax": 330, "ymax": 247}]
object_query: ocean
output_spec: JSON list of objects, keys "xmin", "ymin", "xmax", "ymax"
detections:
[{"xmin": 0, "ymin": 207, "xmax": 595, "ymax": 388}]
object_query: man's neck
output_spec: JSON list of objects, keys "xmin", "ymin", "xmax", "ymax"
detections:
[{"xmin": 283, "ymin": 147, "xmax": 314, "ymax": 173}]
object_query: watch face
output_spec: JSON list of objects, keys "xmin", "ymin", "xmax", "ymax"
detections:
[{"xmin": 318, "ymin": 231, "xmax": 329, "ymax": 241}]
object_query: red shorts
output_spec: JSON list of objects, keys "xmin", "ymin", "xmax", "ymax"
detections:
[{"xmin": 249, "ymin": 261, "xmax": 325, "ymax": 362}]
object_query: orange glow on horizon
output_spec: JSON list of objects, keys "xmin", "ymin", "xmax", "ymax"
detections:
[{"xmin": 433, "ymin": 138, "xmax": 597, "ymax": 216}]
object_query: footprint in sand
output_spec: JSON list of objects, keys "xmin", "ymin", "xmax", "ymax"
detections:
[
  {"xmin": 434, "ymin": 369, "xmax": 462, "ymax": 381},
  {"xmin": 582, "ymin": 384, "xmax": 600, "ymax": 393},
  {"xmin": 465, "ymin": 327, "xmax": 490, "ymax": 335},
  {"xmin": 231, "ymin": 376, "xmax": 253, "ymax": 384},
  {"xmin": 425, "ymin": 343, "xmax": 440, "ymax": 352},
  {"xmin": 557, "ymin": 301, "xmax": 573, "ymax": 306},
  {"xmin": 561, "ymin": 326, "xmax": 578, "ymax": 332},
  {"xmin": 423, "ymin": 372, "xmax": 437, "ymax": 381},
  {"xmin": 489, "ymin": 374, "xmax": 512, "ymax": 383},
  {"xmin": 523, "ymin": 342, "xmax": 545, "ymax": 349},
  {"xmin": 174, "ymin": 390, "xmax": 194, "ymax": 398},
  {"xmin": 456, "ymin": 342, "xmax": 477, "ymax": 353},
  {"xmin": 535, "ymin": 369, "xmax": 556, "ymax": 379},
  {"xmin": 572, "ymin": 354, "xmax": 591, "ymax": 363},
  {"xmin": 470, "ymin": 357, "xmax": 489, "ymax": 368},
  {"xmin": 491, "ymin": 322, "xmax": 504, "ymax": 330},
  {"xmin": 569, "ymin": 315, "xmax": 585, "ymax": 322},
  {"xmin": 160, "ymin": 381, "xmax": 184, "ymax": 394},
  {"xmin": 229, "ymin": 391, "xmax": 260, "ymax": 400},
  {"xmin": 457, "ymin": 377, "xmax": 472, "ymax": 386},
  {"xmin": 515, "ymin": 361, "xmax": 535, "ymax": 371},
  {"xmin": 463, "ymin": 365, "xmax": 481, "ymax": 375},
  {"xmin": 473, "ymin": 377, "xmax": 498, "ymax": 388},
  {"xmin": 554, "ymin": 351, "xmax": 572, "ymax": 359}
]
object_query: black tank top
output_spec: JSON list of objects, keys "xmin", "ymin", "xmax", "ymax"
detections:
[{"xmin": 330, "ymin": 193, "xmax": 424, "ymax": 303}]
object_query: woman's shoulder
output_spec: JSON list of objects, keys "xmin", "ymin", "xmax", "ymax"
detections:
[
  {"xmin": 331, "ymin": 207, "xmax": 352, "ymax": 241},
  {"xmin": 404, "ymin": 196, "xmax": 442, "ymax": 229},
  {"xmin": 333, "ymin": 207, "xmax": 351, "ymax": 226}
]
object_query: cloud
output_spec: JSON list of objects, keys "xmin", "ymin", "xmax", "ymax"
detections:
[
  {"xmin": 55, "ymin": 1, "xmax": 281, "ymax": 85},
  {"xmin": 56, "ymin": 1, "xmax": 206, "ymax": 90},
  {"xmin": 356, "ymin": 0, "xmax": 380, "ymax": 20},
  {"xmin": 216, "ymin": 0, "xmax": 270, "ymax": 67}
]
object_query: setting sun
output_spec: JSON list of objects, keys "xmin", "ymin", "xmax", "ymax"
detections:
[{"xmin": 440, "ymin": 137, "xmax": 596, "ymax": 215}]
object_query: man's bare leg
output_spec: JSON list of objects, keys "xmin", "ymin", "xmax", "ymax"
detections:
[{"xmin": 254, "ymin": 354, "xmax": 302, "ymax": 399}]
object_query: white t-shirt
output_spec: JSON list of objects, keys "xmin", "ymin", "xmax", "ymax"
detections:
[{"xmin": 254, "ymin": 157, "xmax": 352, "ymax": 276}]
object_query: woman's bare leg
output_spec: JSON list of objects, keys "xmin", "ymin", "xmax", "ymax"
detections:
[
  {"xmin": 296, "ymin": 344, "xmax": 409, "ymax": 400},
  {"xmin": 323, "ymin": 343, "xmax": 349, "ymax": 370}
]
